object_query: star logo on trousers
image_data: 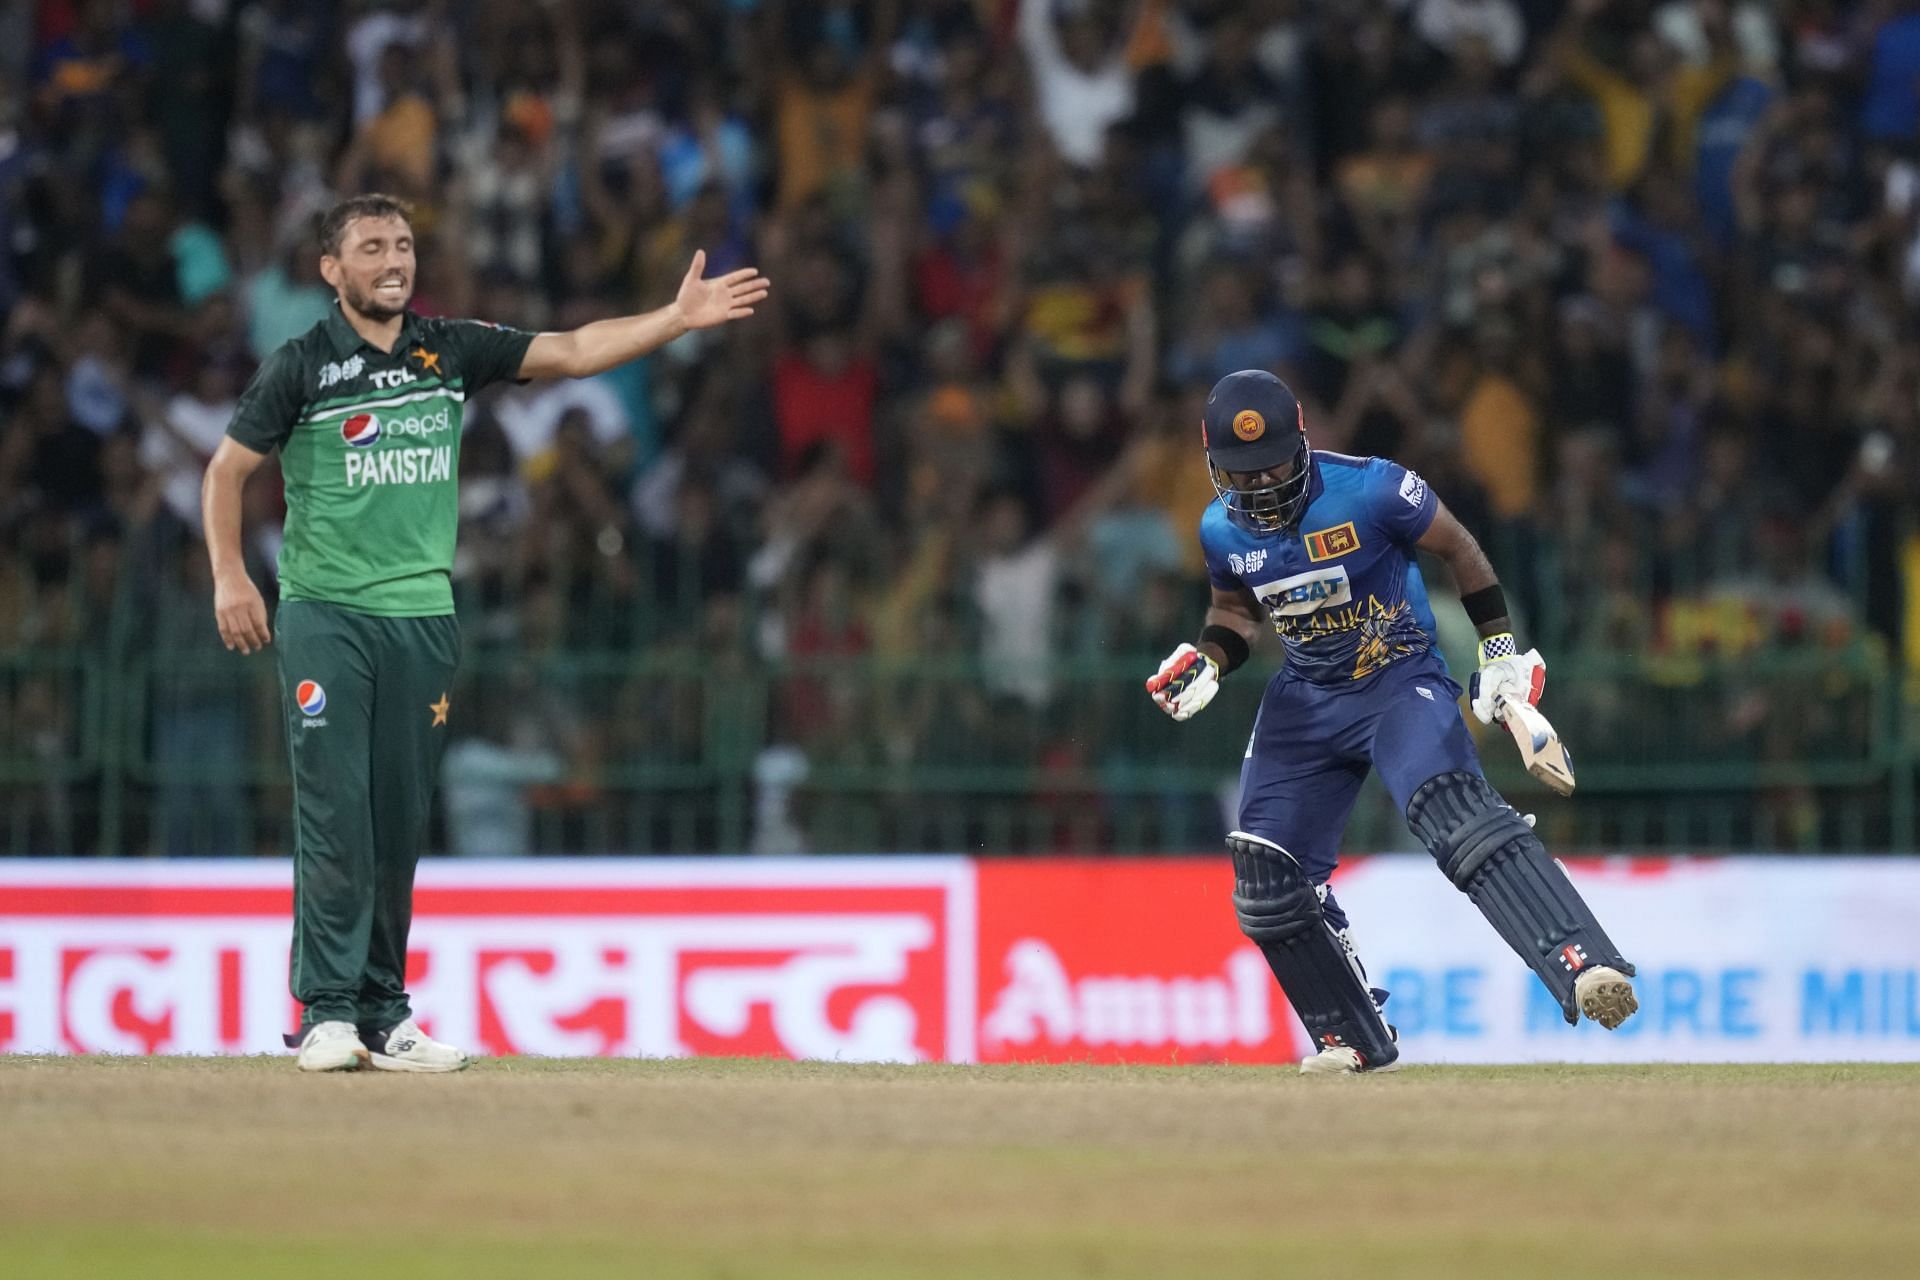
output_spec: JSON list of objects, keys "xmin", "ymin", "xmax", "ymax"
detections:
[
  {"xmin": 410, "ymin": 346, "xmax": 441, "ymax": 374},
  {"xmin": 429, "ymin": 692, "xmax": 450, "ymax": 727}
]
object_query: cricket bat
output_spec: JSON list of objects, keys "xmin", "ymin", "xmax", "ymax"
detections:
[{"xmin": 1497, "ymin": 697, "xmax": 1576, "ymax": 796}]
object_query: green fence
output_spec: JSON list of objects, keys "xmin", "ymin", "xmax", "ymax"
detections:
[{"xmin": 1, "ymin": 639, "xmax": 1912, "ymax": 856}]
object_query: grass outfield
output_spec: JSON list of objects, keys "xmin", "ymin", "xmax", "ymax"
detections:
[{"xmin": 3, "ymin": 1059, "xmax": 1917, "ymax": 1279}]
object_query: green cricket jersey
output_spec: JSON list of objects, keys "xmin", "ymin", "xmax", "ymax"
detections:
[{"xmin": 227, "ymin": 305, "xmax": 534, "ymax": 616}]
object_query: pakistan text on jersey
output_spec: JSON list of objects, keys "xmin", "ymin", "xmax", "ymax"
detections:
[{"xmin": 345, "ymin": 446, "xmax": 453, "ymax": 487}]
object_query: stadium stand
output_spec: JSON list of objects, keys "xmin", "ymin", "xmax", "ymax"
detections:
[{"xmin": 0, "ymin": 0, "xmax": 1913, "ymax": 854}]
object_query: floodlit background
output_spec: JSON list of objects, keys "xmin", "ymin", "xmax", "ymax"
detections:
[{"xmin": 1, "ymin": 0, "xmax": 1917, "ymax": 856}]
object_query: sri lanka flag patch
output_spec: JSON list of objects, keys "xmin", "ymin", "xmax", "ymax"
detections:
[{"xmin": 1304, "ymin": 522, "xmax": 1360, "ymax": 562}]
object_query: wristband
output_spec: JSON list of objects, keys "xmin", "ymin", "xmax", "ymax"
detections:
[
  {"xmin": 1199, "ymin": 625, "xmax": 1250, "ymax": 675},
  {"xmin": 1478, "ymin": 632, "xmax": 1517, "ymax": 665},
  {"xmin": 1460, "ymin": 584, "xmax": 1508, "ymax": 628}
]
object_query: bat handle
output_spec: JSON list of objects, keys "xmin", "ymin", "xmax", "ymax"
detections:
[{"xmin": 1500, "ymin": 696, "xmax": 1544, "ymax": 732}]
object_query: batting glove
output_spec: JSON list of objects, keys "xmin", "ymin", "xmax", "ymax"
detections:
[
  {"xmin": 1147, "ymin": 643, "xmax": 1221, "ymax": 721},
  {"xmin": 1469, "ymin": 633, "xmax": 1546, "ymax": 726}
]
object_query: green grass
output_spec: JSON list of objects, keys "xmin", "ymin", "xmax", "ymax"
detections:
[{"xmin": 4, "ymin": 1058, "xmax": 1918, "ymax": 1279}]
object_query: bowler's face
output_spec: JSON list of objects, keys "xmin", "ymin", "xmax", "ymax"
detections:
[{"xmin": 323, "ymin": 216, "xmax": 415, "ymax": 322}]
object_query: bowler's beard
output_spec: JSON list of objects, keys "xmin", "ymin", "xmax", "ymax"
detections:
[{"xmin": 342, "ymin": 278, "xmax": 411, "ymax": 323}]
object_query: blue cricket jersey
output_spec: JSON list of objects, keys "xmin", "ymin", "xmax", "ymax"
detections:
[{"xmin": 1200, "ymin": 452, "xmax": 1441, "ymax": 687}]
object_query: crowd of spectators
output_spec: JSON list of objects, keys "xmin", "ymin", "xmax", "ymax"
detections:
[{"xmin": 2, "ymin": 0, "xmax": 1915, "ymax": 853}]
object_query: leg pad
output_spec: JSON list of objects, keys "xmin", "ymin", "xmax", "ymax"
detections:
[
  {"xmin": 1230, "ymin": 832, "xmax": 1398, "ymax": 1067},
  {"xmin": 1406, "ymin": 771, "xmax": 1634, "ymax": 1023}
]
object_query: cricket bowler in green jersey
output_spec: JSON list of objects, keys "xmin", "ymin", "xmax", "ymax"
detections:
[{"xmin": 201, "ymin": 194, "xmax": 769, "ymax": 1072}]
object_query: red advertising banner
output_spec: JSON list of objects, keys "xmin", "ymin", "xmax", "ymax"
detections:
[
  {"xmin": 974, "ymin": 859, "xmax": 1302, "ymax": 1064},
  {"xmin": 0, "ymin": 861, "xmax": 976, "ymax": 1062},
  {"xmin": 4, "ymin": 859, "xmax": 1316, "ymax": 1063}
]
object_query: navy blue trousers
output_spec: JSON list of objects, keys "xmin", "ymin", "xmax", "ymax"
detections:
[{"xmin": 1235, "ymin": 652, "xmax": 1482, "ymax": 934}]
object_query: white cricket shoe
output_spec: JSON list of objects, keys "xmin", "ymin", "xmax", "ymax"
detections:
[
  {"xmin": 1575, "ymin": 966, "xmax": 1639, "ymax": 1030},
  {"xmin": 363, "ymin": 1018, "xmax": 470, "ymax": 1073},
  {"xmin": 296, "ymin": 1020, "xmax": 370, "ymax": 1072},
  {"xmin": 1299, "ymin": 1027, "xmax": 1401, "ymax": 1075}
]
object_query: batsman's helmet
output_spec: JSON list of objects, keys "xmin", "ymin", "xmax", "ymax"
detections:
[{"xmin": 1202, "ymin": 369, "xmax": 1312, "ymax": 532}]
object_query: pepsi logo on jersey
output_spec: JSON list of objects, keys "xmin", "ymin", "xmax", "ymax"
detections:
[{"xmin": 295, "ymin": 679, "xmax": 328, "ymax": 727}]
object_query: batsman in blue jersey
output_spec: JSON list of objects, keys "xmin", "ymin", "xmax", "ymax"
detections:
[{"xmin": 1145, "ymin": 370, "xmax": 1639, "ymax": 1073}]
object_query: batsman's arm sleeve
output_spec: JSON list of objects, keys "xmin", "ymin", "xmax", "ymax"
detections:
[
  {"xmin": 1198, "ymin": 508, "xmax": 1241, "ymax": 592},
  {"xmin": 1368, "ymin": 456, "xmax": 1438, "ymax": 545}
]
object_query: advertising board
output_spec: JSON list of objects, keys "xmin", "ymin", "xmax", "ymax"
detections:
[{"xmin": 4, "ymin": 857, "xmax": 1918, "ymax": 1063}]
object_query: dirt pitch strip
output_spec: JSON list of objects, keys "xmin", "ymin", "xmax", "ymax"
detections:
[{"xmin": 2, "ymin": 1058, "xmax": 1917, "ymax": 1279}]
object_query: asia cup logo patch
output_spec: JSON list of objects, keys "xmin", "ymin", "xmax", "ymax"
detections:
[
  {"xmin": 1232, "ymin": 409, "xmax": 1266, "ymax": 441},
  {"xmin": 341, "ymin": 413, "xmax": 380, "ymax": 447},
  {"xmin": 295, "ymin": 680, "xmax": 327, "ymax": 716}
]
